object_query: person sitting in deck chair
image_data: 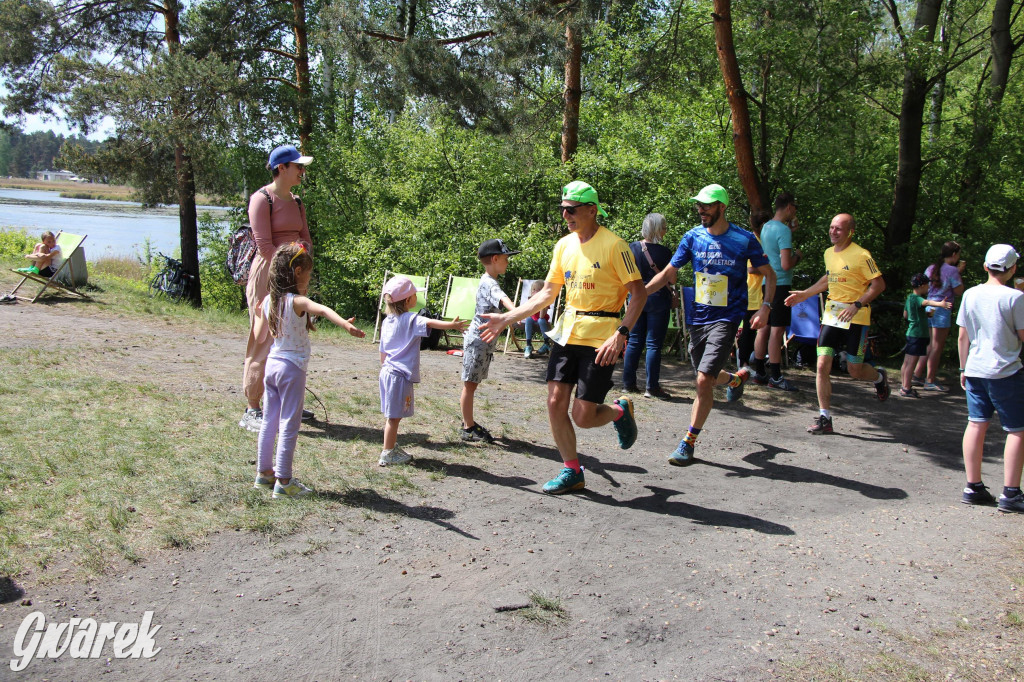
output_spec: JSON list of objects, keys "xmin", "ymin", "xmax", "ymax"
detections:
[{"xmin": 17, "ymin": 231, "xmax": 62, "ymax": 277}]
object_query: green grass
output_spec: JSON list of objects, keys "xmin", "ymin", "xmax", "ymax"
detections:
[
  {"xmin": 0, "ymin": 263, "xmax": 461, "ymax": 584},
  {"xmin": 518, "ymin": 591, "xmax": 568, "ymax": 625}
]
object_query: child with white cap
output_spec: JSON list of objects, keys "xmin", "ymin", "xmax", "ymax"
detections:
[
  {"xmin": 956, "ymin": 244, "xmax": 1024, "ymax": 512},
  {"xmin": 378, "ymin": 275, "xmax": 468, "ymax": 465}
]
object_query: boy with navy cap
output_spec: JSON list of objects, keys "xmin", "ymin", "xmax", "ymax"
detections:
[{"xmin": 459, "ymin": 239, "xmax": 519, "ymax": 442}]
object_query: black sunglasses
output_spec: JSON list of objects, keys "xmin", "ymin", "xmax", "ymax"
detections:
[{"xmin": 558, "ymin": 202, "xmax": 595, "ymax": 215}]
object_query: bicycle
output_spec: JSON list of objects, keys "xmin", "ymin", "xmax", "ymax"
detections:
[{"xmin": 149, "ymin": 253, "xmax": 195, "ymax": 302}]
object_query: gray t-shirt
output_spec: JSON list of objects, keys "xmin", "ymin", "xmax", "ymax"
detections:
[
  {"xmin": 464, "ymin": 273, "xmax": 506, "ymax": 350},
  {"xmin": 956, "ymin": 283, "xmax": 1024, "ymax": 379}
]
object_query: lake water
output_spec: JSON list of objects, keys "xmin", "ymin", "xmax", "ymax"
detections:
[{"xmin": 0, "ymin": 188, "xmax": 231, "ymax": 259}]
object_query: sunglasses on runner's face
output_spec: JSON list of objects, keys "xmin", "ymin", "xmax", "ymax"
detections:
[
  {"xmin": 694, "ymin": 201, "xmax": 720, "ymax": 210},
  {"xmin": 558, "ymin": 203, "xmax": 594, "ymax": 215}
]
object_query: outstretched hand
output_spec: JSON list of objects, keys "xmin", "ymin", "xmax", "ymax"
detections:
[
  {"xmin": 784, "ymin": 291, "xmax": 804, "ymax": 308},
  {"xmin": 346, "ymin": 317, "xmax": 366, "ymax": 338},
  {"xmin": 449, "ymin": 316, "xmax": 470, "ymax": 332},
  {"xmin": 478, "ymin": 312, "xmax": 508, "ymax": 343}
]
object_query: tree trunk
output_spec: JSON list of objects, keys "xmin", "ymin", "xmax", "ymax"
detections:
[
  {"xmin": 884, "ymin": 0, "xmax": 942, "ymax": 252},
  {"xmin": 406, "ymin": 0, "xmax": 418, "ymax": 38},
  {"xmin": 164, "ymin": 0, "xmax": 201, "ymax": 306},
  {"xmin": 959, "ymin": 0, "xmax": 1015, "ymax": 214},
  {"xmin": 712, "ymin": 0, "xmax": 764, "ymax": 213},
  {"xmin": 292, "ymin": 0, "xmax": 312, "ymax": 152},
  {"xmin": 561, "ymin": 21, "xmax": 582, "ymax": 164},
  {"xmin": 928, "ymin": 0, "xmax": 956, "ymax": 142}
]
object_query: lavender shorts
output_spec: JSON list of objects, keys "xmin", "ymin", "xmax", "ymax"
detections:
[{"xmin": 380, "ymin": 366, "xmax": 415, "ymax": 419}]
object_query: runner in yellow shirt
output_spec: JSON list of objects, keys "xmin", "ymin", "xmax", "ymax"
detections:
[
  {"xmin": 479, "ymin": 181, "xmax": 646, "ymax": 494},
  {"xmin": 785, "ymin": 213, "xmax": 890, "ymax": 435}
]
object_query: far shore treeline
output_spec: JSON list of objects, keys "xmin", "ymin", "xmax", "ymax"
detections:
[{"xmin": 1, "ymin": 1, "xmax": 1021, "ymax": 329}]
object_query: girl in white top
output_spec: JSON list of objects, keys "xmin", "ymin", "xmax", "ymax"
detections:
[{"xmin": 253, "ymin": 242, "xmax": 365, "ymax": 498}]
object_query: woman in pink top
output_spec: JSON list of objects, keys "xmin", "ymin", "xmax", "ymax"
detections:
[{"xmin": 240, "ymin": 144, "xmax": 314, "ymax": 432}]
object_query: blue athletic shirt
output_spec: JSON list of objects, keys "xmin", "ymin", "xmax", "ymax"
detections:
[{"xmin": 670, "ymin": 222, "xmax": 769, "ymax": 325}]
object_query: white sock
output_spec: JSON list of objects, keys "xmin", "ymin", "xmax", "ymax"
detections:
[{"xmin": 819, "ymin": 409, "xmax": 831, "ymax": 419}]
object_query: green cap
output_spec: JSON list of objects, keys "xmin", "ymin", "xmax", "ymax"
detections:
[
  {"xmin": 562, "ymin": 181, "xmax": 608, "ymax": 217},
  {"xmin": 689, "ymin": 184, "xmax": 729, "ymax": 206}
]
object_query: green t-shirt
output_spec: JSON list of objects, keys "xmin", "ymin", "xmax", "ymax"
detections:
[{"xmin": 905, "ymin": 293, "xmax": 928, "ymax": 338}]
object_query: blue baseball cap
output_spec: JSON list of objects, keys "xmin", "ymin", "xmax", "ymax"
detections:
[{"xmin": 268, "ymin": 145, "xmax": 313, "ymax": 170}]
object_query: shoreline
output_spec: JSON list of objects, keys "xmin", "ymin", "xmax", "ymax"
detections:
[{"xmin": 0, "ymin": 178, "xmax": 230, "ymax": 208}]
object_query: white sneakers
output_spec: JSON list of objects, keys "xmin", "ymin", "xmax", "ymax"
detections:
[
  {"xmin": 379, "ymin": 447, "xmax": 412, "ymax": 466},
  {"xmin": 239, "ymin": 408, "xmax": 263, "ymax": 432}
]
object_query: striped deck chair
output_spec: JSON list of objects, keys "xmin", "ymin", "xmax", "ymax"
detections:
[
  {"xmin": 8, "ymin": 231, "xmax": 89, "ymax": 303},
  {"xmin": 440, "ymin": 275, "xmax": 480, "ymax": 348}
]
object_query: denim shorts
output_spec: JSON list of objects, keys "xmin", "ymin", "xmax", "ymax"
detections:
[
  {"xmin": 927, "ymin": 306, "xmax": 952, "ymax": 329},
  {"xmin": 965, "ymin": 370, "xmax": 1024, "ymax": 432}
]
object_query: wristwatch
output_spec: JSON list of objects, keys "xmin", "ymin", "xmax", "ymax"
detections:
[
  {"xmin": 853, "ymin": 301, "xmax": 864, "ymax": 309},
  {"xmin": 763, "ymin": 302, "xmax": 773, "ymax": 309},
  {"xmin": 617, "ymin": 325, "xmax": 630, "ymax": 337}
]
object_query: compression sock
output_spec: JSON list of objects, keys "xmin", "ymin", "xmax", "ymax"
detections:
[
  {"xmin": 819, "ymin": 409, "xmax": 831, "ymax": 419},
  {"xmin": 769, "ymin": 362, "xmax": 782, "ymax": 380},
  {"xmin": 727, "ymin": 369, "xmax": 748, "ymax": 388},
  {"xmin": 1003, "ymin": 486, "xmax": 1022, "ymax": 498},
  {"xmin": 752, "ymin": 356, "xmax": 766, "ymax": 375},
  {"xmin": 564, "ymin": 459, "xmax": 582, "ymax": 473},
  {"xmin": 683, "ymin": 426, "xmax": 701, "ymax": 447}
]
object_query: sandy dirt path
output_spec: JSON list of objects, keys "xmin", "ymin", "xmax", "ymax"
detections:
[{"xmin": 0, "ymin": 301, "xmax": 1021, "ymax": 681}]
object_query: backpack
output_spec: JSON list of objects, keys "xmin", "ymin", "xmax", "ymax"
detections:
[
  {"xmin": 417, "ymin": 308, "xmax": 444, "ymax": 350},
  {"xmin": 226, "ymin": 188, "xmax": 304, "ymax": 286}
]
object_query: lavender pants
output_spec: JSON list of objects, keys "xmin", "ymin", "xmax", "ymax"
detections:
[{"xmin": 258, "ymin": 356, "xmax": 307, "ymax": 480}]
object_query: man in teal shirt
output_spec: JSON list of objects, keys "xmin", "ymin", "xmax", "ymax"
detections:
[{"xmin": 752, "ymin": 192, "xmax": 800, "ymax": 390}]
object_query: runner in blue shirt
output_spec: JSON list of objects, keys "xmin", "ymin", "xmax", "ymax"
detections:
[{"xmin": 646, "ymin": 184, "xmax": 776, "ymax": 466}]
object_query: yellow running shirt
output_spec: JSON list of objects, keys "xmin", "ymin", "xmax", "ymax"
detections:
[
  {"xmin": 746, "ymin": 236, "xmax": 764, "ymax": 311},
  {"xmin": 546, "ymin": 226, "xmax": 641, "ymax": 348},
  {"xmin": 824, "ymin": 241, "xmax": 882, "ymax": 325}
]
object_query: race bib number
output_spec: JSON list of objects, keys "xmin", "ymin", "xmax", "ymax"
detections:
[
  {"xmin": 695, "ymin": 271, "xmax": 728, "ymax": 307},
  {"xmin": 545, "ymin": 308, "xmax": 578, "ymax": 346},
  {"xmin": 822, "ymin": 300, "xmax": 852, "ymax": 329}
]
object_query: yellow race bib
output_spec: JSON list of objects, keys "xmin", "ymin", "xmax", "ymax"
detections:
[
  {"xmin": 822, "ymin": 300, "xmax": 852, "ymax": 329},
  {"xmin": 695, "ymin": 271, "xmax": 728, "ymax": 307}
]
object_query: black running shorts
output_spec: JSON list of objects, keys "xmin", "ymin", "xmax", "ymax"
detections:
[{"xmin": 546, "ymin": 342, "xmax": 616, "ymax": 404}]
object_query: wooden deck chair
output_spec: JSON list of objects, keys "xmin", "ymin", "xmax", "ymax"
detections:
[
  {"xmin": 439, "ymin": 275, "xmax": 480, "ymax": 348},
  {"xmin": 784, "ymin": 293, "xmax": 823, "ymax": 368},
  {"xmin": 371, "ymin": 270, "xmax": 430, "ymax": 343},
  {"xmin": 503, "ymin": 279, "xmax": 562, "ymax": 353},
  {"xmin": 8, "ymin": 231, "xmax": 89, "ymax": 303}
]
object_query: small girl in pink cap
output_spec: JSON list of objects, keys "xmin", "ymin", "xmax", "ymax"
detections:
[{"xmin": 378, "ymin": 275, "xmax": 468, "ymax": 465}]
